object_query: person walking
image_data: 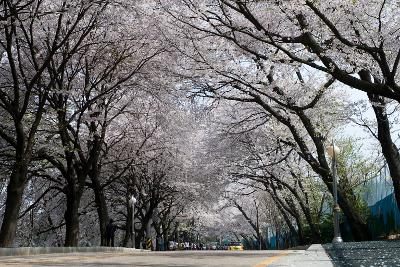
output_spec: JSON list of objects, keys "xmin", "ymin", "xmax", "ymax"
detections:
[{"xmin": 106, "ymin": 219, "xmax": 117, "ymax": 247}]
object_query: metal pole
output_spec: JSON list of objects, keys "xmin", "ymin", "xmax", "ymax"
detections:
[
  {"xmin": 130, "ymin": 196, "xmax": 137, "ymax": 249},
  {"xmin": 145, "ymin": 202, "xmax": 152, "ymax": 250},
  {"xmin": 332, "ymin": 143, "xmax": 343, "ymax": 243},
  {"xmin": 132, "ymin": 202, "xmax": 135, "ymax": 249}
]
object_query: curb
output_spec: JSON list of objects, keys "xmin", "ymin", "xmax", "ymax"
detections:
[
  {"xmin": 307, "ymin": 244, "xmax": 328, "ymax": 252},
  {"xmin": 0, "ymin": 247, "xmax": 149, "ymax": 256},
  {"xmin": 305, "ymin": 244, "xmax": 334, "ymax": 267}
]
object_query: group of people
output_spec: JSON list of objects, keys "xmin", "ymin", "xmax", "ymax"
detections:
[
  {"xmin": 105, "ymin": 219, "xmax": 208, "ymax": 251},
  {"xmin": 184, "ymin": 242, "xmax": 203, "ymax": 250}
]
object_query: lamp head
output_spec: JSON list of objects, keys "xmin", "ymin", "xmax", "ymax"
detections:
[
  {"xmin": 327, "ymin": 144, "xmax": 340, "ymax": 157},
  {"xmin": 129, "ymin": 195, "xmax": 137, "ymax": 205}
]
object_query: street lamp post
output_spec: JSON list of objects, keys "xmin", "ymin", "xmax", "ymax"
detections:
[
  {"xmin": 327, "ymin": 143, "xmax": 343, "ymax": 244},
  {"xmin": 129, "ymin": 195, "xmax": 137, "ymax": 249}
]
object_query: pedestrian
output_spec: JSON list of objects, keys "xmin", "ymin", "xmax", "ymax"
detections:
[{"xmin": 106, "ymin": 219, "xmax": 117, "ymax": 247}]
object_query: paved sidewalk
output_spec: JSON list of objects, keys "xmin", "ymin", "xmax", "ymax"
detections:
[
  {"xmin": 268, "ymin": 244, "xmax": 333, "ymax": 267},
  {"xmin": 323, "ymin": 240, "xmax": 400, "ymax": 267}
]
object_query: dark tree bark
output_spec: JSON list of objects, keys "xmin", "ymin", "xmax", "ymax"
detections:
[
  {"xmin": 0, "ymin": 165, "xmax": 28, "ymax": 246},
  {"xmin": 122, "ymin": 204, "xmax": 132, "ymax": 248},
  {"xmin": 0, "ymin": 1, "xmax": 53, "ymax": 245},
  {"xmin": 358, "ymin": 70, "xmax": 400, "ymax": 213},
  {"xmin": 0, "ymin": 0, "xmax": 110, "ymax": 247},
  {"xmin": 92, "ymin": 177, "xmax": 109, "ymax": 246},
  {"xmin": 369, "ymin": 97, "xmax": 400, "ymax": 214},
  {"xmin": 64, "ymin": 186, "xmax": 82, "ymax": 247},
  {"xmin": 89, "ymin": 129, "xmax": 109, "ymax": 246}
]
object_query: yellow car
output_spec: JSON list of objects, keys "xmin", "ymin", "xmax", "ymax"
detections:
[{"xmin": 228, "ymin": 241, "xmax": 244, "ymax": 251}]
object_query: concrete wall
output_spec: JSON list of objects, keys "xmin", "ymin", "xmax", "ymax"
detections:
[{"xmin": 0, "ymin": 246, "xmax": 144, "ymax": 256}]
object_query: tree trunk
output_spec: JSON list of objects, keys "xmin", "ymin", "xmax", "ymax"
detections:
[
  {"xmin": 368, "ymin": 93, "xmax": 400, "ymax": 213},
  {"xmin": 268, "ymin": 185, "xmax": 305, "ymax": 245},
  {"xmin": 294, "ymin": 110, "xmax": 371, "ymax": 241},
  {"xmin": 274, "ymin": 198, "xmax": 302, "ymax": 244},
  {"xmin": 303, "ymin": 208, "xmax": 320, "ymax": 242},
  {"xmin": 256, "ymin": 232, "xmax": 265, "ymax": 250},
  {"xmin": 162, "ymin": 223, "xmax": 170, "ymax": 251},
  {"xmin": 356, "ymin": 70, "xmax": 400, "ymax": 215},
  {"xmin": 293, "ymin": 213, "xmax": 305, "ymax": 245},
  {"xmin": 295, "ymin": 195, "xmax": 320, "ymax": 242},
  {"xmin": 89, "ymin": 127, "xmax": 109, "ymax": 246},
  {"xmin": 92, "ymin": 179, "xmax": 108, "ymax": 246},
  {"xmin": 276, "ymin": 177, "xmax": 321, "ymax": 242},
  {"xmin": 0, "ymin": 166, "xmax": 27, "ymax": 247},
  {"xmin": 122, "ymin": 204, "xmax": 132, "ymax": 247},
  {"xmin": 283, "ymin": 197, "xmax": 306, "ymax": 245},
  {"xmin": 337, "ymin": 188, "xmax": 370, "ymax": 241},
  {"xmin": 122, "ymin": 229, "xmax": 129, "ymax": 248},
  {"xmin": 64, "ymin": 187, "xmax": 81, "ymax": 247},
  {"xmin": 136, "ymin": 224, "xmax": 146, "ymax": 249},
  {"xmin": 315, "ymin": 164, "xmax": 371, "ymax": 241},
  {"xmin": 155, "ymin": 235, "xmax": 162, "ymax": 251}
]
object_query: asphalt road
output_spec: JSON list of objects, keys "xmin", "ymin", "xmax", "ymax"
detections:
[{"xmin": 0, "ymin": 251, "xmax": 289, "ymax": 267}]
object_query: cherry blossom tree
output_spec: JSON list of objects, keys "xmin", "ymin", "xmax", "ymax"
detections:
[
  {"xmin": 0, "ymin": 0, "xmax": 392, "ymax": 249},
  {"xmin": 162, "ymin": 0, "xmax": 400, "ymax": 220},
  {"xmin": 0, "ymin": 0, "xmax": 114, "ymax": 247}
]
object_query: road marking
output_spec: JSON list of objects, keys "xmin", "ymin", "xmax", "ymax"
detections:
[{"xmin": 252, "ymin": 252, "xmax": 289, "ymax": 267}]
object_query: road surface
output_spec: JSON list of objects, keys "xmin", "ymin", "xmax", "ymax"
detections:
[{"xmin": 0, "ymin": 250, "xmax": 291, "ymax": 267}]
